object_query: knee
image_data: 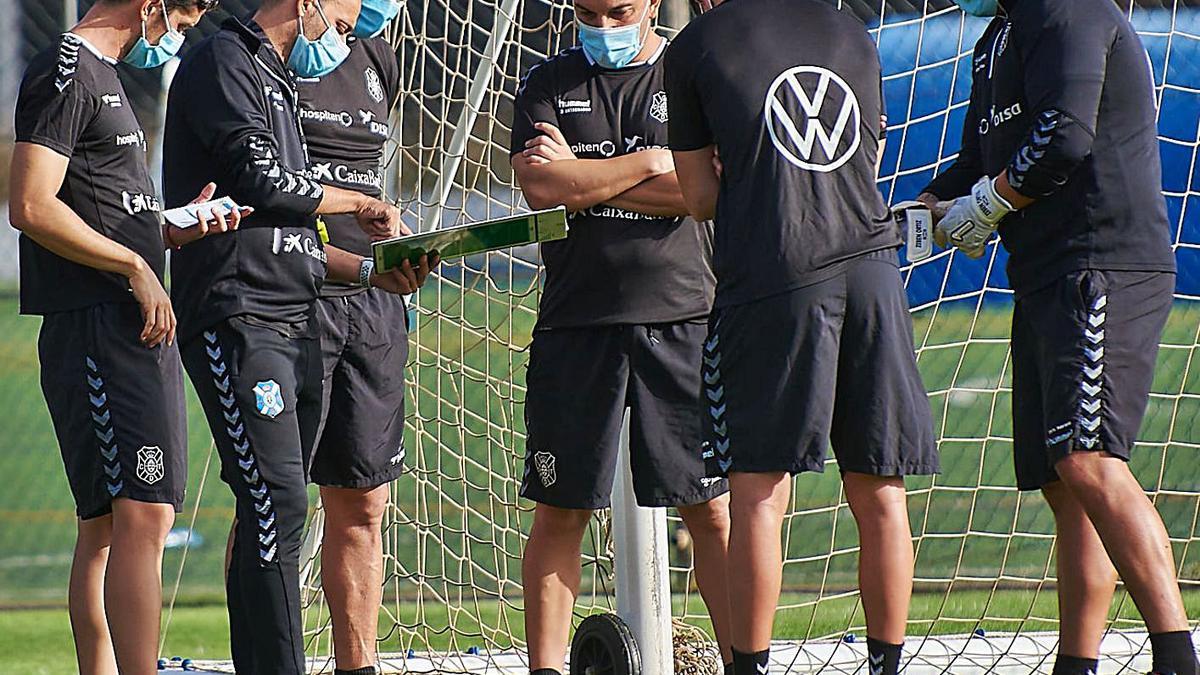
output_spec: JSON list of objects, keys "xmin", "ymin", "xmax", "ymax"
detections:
[
  {"xmin": 322, "ymin": 486, "xmax": 388, "ymax": 531},
  {"xmin": 111, "ymin": 499, "xmax": 175, "ymax": 543},
  {"xmin": 532, "ymin": 504, "xmax": 594, "ymax": 538},
  {"xmin": 843, "ymin": 474, "xmax": 908, "ymax": 529},
  {"xmin": 678, "ymin": 495, "xmax": 731, "ymax": 539},
  {"xmin": 1053, "ymin": 452, "xmax": 1125, "ymax": 496}
]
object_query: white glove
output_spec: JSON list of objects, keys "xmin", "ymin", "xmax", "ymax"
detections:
[
  {"xmin": 936, "ymin": 176, "xmax": 1014, "ymax": 258},
  {"xmin": 892, "ymin": 200, "xmax": 934, "ymax": 262}
]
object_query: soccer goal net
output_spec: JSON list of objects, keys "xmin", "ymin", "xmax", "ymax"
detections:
[{"xmin": 189, "ymin": 0, "xmax": 1200, "ymax": 673}]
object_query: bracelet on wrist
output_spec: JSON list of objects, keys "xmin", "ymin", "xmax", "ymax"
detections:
[{"xmin": 359, "ymin": 257, "xmax": 376, "ymax": 289}]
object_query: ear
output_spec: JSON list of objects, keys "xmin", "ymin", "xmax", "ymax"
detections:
[
  {"xmin": 648, "ymin": 0, "xmax": 663, "ymax": 19},
  {"xmin": 138, "ymin": 0, "xmax": 156, "ymax": 19}
]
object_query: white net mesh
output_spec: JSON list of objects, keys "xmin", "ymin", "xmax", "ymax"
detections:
[{"xmin": 179, "ymin": 0, "xmax": 1200, "ymax": 672}]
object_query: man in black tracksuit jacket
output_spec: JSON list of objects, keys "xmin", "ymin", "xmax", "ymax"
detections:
[
  {"xmin": 162, "ymin": 1, "xmax": 431, "ymax": 671},
  {"xmin": 920, "ymin": 0, "xmax": 1196, "ymax": 673}
]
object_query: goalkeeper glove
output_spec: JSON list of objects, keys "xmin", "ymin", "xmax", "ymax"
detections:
[{"xmin": 936, "ymin": 176, "xmax": 1014, "ymax": 258}]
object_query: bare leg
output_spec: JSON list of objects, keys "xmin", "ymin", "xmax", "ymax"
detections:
[
  {"xmin": 105, "ymin": 498, "xmax": 175, "ymax": 675},
  {"xmin": 842, "ymin": 473, "xmax": 912, "ymax": 644},
  {"xmin": 1055, "ymin": 453, "xmax": 1189, "ymax": 633},
  {"xmin": 70, "ymin": 514, "xmax": 117, "ymax": 675},
  {"xmin": 727, "ymin": 472, "xmax": 791, "ymax": 652},
  {"xmin": 678, "ymin": 494, "xmax": 733, "ymax": 664},
  {"xmin": 523, "ymin": 504, "xmax": 594, "ymax": 672},
  {"xmin": 1043, "ymin": 481, "xmax": 1119, "ymax": 659},
  {"xmin": 320, "ymin": 484, "xmax": 390, "ymax": 670}
]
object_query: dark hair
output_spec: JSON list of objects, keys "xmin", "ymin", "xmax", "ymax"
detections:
[{"xmin": 165, "ymin": 0, "xmax": 220, "ymax": 9}]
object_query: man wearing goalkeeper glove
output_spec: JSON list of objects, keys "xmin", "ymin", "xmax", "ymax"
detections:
[
  {"xmin": 510, "ymin": 1, "xmax": 735, "ymax": 673},
  {"xmin": 918, "ymin": 1, "xmax": 1195, "ymax": 674},
  {"xmin": 665, "ymin": 0, "xmax": 938, "ymax": 673},
  {"xmin": 295, "ymin": 2, "xmax": 405, "ymax": 673}
]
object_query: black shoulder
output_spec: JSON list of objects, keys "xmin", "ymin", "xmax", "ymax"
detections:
[
  {"xmin": 518, "ymin": 47, "xmax": 586, "ymax": 96},
  {"xmin": 356, "ymin": 35, "xmax": 398, "ymax": 68},
  {"xmin": 19, "ymin": 36, "xmax": 101, "ymax": 103}
]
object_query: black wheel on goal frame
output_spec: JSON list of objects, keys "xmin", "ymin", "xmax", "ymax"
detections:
[{"xmin": 569, "ymin": 613, "xmax": 641, "ymax": 675}]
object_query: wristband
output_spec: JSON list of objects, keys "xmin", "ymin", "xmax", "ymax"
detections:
[{"xmin": 359, "ymin": 257, "xmax": 376, "ymax": 288}]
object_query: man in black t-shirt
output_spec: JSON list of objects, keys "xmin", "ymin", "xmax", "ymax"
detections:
[
  {"xmin": 10, "ymin": 1, "xmax": 220, "ymax": 672},
  {"xmin": 665, "ymin": 1, "xmax": 937, "ymax": 673},
  {"xmin": 295, "ymin": 6, "xmax": 405, "ymax": 671},
  {"xmin": 162, "ymin": 1, "xmax": 432, "ymax": 671},
  {"xmin": 510, "ymin": 1, "xmax": 733, "ymax": 673},
  {"xmin": 918, "ymin": 1, "xmax": 1195, "ymax": 673}
]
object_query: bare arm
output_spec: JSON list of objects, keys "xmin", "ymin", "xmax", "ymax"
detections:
[
  {"xmin": 672, "ymin": 145, "xmax": 721, "ymax": 221},
  {"xmin": 512, "ymin": 122, "xmax": 674, "ymax": 211},
  {"xmin": 325, "ymin": 240, "xmax": 437, "ymax": 295},
  {"xmin": 10, "ymin": 142, "xmax": 174, "ymax": 346},
  {"xmin": 607, "ymin": 172, "xmax": 689, "ymax": 217},
  {"xmin": 513, "ymin": 153, "xmax": 672, "ymax": 211}
]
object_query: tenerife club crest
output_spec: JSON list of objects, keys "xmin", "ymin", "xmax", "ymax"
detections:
[
  {"xmin": 136, "ymin": 446, "xmax": 165, "ymax": 484},
  {"xmin": 365, "ymin": 67, "xmax": 385, "ymax": 104},
  {"xmin": 253, "ymin": 380, "xmax": 285, "ymax": 419},
  {"xmin": 533, "ymin": 451, "xmax": 557, "ymax": 488},
  {"xmin": 764, "ymin": 65, "xmax": 862, "ymax": 173},
  {"xmin": 649, "ymin": 90, "xmax": 669, "ymax": 124}
]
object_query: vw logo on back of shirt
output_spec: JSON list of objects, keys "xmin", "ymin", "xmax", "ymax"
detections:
[{"xmin": 764, "ymin": 65, "xmax": 862, "ymax": 173}]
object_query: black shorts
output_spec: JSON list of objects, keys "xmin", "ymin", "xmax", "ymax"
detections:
[
  {"xmin": 311, "ymin": 290, "xmax": 410, "ymax": 489},
  {"xmin": 521, "ymin": 320, "xmax": 730, "ymax": 510},
  {"xmin": 38, "ymin": 303, "xmax": 187, "ymax": 520},
  {"xmin": 1011, "ymin": 270, "xmax": 1174, "ymax": 490},
  {"xmin": 704, "ymin": 249, "xmax": 938, "ymax": 477}
]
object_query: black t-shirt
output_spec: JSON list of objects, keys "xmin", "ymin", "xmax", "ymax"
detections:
[
  {"xmin": 296, "ymin": 36, "xmax": 399, "ymax": 296},
  {"xmin": 923, "ymin": 0, "xmax": 1175, "ymax": 296},
  {"xmin": 164, "ymin": 18, "xmax": 327, "ymax": 342},
  {"xmin": 665, "ymin": 0, "xmax": 897, "ymax": 310},
  {"xmin": 15, "ymin": 34, "xmax": 164, "ymax": 316},
  {"xmin": 511, "ymin": 42, "xmax": 715, "ymax": 329}
]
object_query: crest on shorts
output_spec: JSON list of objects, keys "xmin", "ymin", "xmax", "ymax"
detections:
[
  {"xmin": 253, "ymin": 380, "xmax": 285, "ymax": 419},
  {"xmin": 533, "ymin": 451, "xmax": 557, "ymax": 488},
  {"xmin": 136, "ymin": 446, "xmax": 165, "ymax": 485},
  {"xmin": 365, "ymin": 67, "xmax": 385, "ymax": 104},
  {"xmin": 650, "ymin": 90, "xmax": 669, "ymax": 124}
]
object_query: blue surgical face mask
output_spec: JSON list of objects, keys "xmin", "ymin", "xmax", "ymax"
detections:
[
  {"xmin": 288, "ymin": 1, "xmax": 352, "ymax": 78},
  {"xmin": 577, "ymin": 1, "xmax": 652, "ymax": 70},
  {"xmin": 354, "ymin": 0, "xmax": 402, "ymax": 38},
  {"xmin": 123, "ymin": 0, "xmax": 185, "ymax": 69},
  {"xmin": 954, "ymin": 0, "xmax": 999, "ymax": 17}
]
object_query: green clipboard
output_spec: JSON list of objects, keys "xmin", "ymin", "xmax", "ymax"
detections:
[{"xmin": 372, "ymin": 207, "xmax": 569, "ymax": 271}]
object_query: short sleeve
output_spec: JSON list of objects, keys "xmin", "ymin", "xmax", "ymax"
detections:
[
  {"xmin": 511, "ymin": 62, "xmax": 558, "ymax": 156},
  {"xmin": 664, "ymin": 35, "xmax": 713, "ymax": 152},
  {"xmin": 15, "ymin": 74, "xmax": 99, "ymax": 158}
]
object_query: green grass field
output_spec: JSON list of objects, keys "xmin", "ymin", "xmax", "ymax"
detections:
[{"xmin": 2, "ymin": 273, "xmax": 1200, "ymax": 668}]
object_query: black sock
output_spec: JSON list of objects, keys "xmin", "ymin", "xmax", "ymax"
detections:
[
  {"xmin": 334, "ymin": 668, "xmax": 378, "ymax": 675},
  {"xmin": 725, "ymin": 662, "xmax": 735, "ymax": 675},
  {"xmin": 866, "ymin": 637, "xmax": 902, "ymax": 675},
  {"xmin": 1151, "ymin": 631, "xmax": 1199, "ymax": 675},
  {"xmin": 732, "ymin": 647, "xmax": 770, "ymax": 675},
  {"xmin": 1051, "ymin": 654, "xmax": 1099, "ymax": 675},
  {"xmin": 530, "ymin": 669, "xmax": 563, "ymax": 675}
]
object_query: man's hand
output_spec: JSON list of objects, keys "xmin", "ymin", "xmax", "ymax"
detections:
[
  {"xmin": 127, "ymin": 258, "xmax": 176, "ymax": 347},
  {"xmin": 164, "ymin": 182, "xmax": 254, "ymax": 249},
  {"xmin": 520, "ymin": 122, "xmax": 577, "ymax": 164},
  {"xmin": 370, "ymin": 253, "xmax": 440, "ymax": 295},
  {"xmin": 356, "ymin": 197, "xmax": 403, "ymax": 241},
  {"xmin": 932, "ymin": 176, "xmax": 1014, "ymax": 258}
]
